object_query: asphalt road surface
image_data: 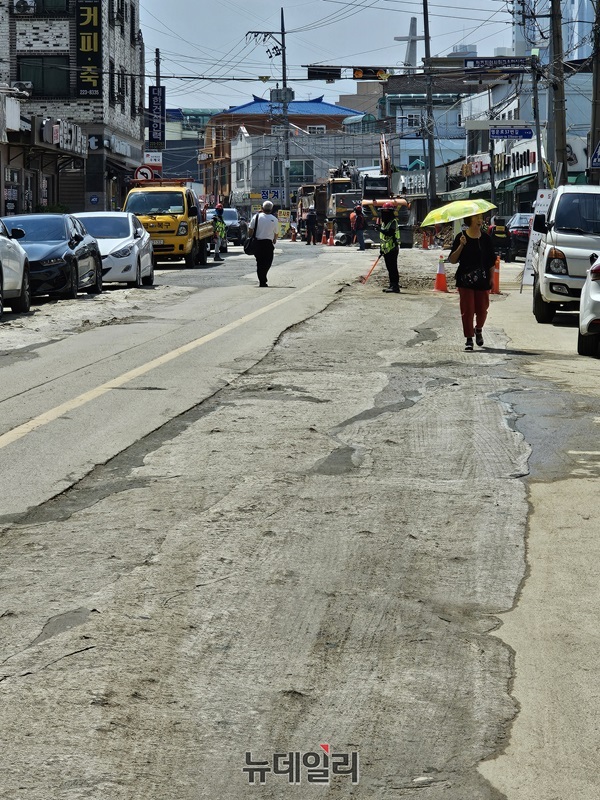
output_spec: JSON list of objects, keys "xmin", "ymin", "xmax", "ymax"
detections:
[{"xmin": 0, "ymin": 243, "xmax": 598, "ymax": 799}]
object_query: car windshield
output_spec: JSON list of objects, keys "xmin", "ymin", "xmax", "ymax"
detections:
[
  {"xmin": 79, "ymin": 216, "xmax": 130, "ymax": 239},
  {"xmin": 3, "ymin": 216, "xmax": 66, "ymax": 242},
  {"xmin": 125, "ymin": 192, "xmax": 184, "ymax": 214},
  {"xmin": 207, "ymin": 209, "xmax": 238, "ymax": 221},
  {"xmin": 554, "ymin": 194, "xmax": 600, "ymax": 234},
  {"xmin": 509, "ymin": 214, "xmax": 532, "ymax": 227}
]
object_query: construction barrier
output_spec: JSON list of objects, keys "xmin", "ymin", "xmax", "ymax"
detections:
[
  {"xmin": 492, "ymin": 255, "xmax": 501, "ymax": 294},
  {"xmin": 434, "ymin": 255, "xmax": 449, "ymax": 293}
]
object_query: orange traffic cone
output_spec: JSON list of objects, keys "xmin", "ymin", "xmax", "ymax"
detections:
[
  {"xmin": 492, "ymin": 255, "xmax": 501, "ymax": 294},
  {"xmin": 328, "ymin": 228, "xmax": 335, "ymax": 246},
  {"xmin": 422, "ymin": 232, "xmax": 430, "ymax": 250},
  {"xmin": 291, "ymin": 227, "xmax": 297, "ymax": 242},
  {"xmin": 434, "ymin": 255, "xmax": 449, "ymax": 292},
  {"xmin": 321, "ymin": 228, "xmax": 327, "ymax": 244}
]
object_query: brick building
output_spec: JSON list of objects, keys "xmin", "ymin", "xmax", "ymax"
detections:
[{"xmin": 0, "ymin": 0, "xmax": 145, "ymax": 213}]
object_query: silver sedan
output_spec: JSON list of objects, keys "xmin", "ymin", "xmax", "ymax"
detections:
[{"xmin": 75, "ymin": 212, "xmax": 154, "ymax": 287}]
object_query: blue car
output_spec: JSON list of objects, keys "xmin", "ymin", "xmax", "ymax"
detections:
[{"xmin": 1, "ymin": 213, "xmax": 102, "ymax": 298}]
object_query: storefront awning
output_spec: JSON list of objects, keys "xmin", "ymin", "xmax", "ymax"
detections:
[
  {"xmin": 499, "ymin": 174, "xmax": 537, "ymax": 192},
  {"xmin": 439, "ymin": 187, "xmax": 470, "ymax": 200},
  {"xmin": 469, "ymin": 182, "xmax": 492, "ymax": 195}
]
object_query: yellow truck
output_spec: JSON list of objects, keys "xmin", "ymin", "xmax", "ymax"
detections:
[{"xmin": 122, "ymin": 179, "xmax": 213, "ymax": 267}]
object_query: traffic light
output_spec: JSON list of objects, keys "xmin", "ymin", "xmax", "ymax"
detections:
[
  {"xmin": 307, "ymin": 66, "xmax": 342, "ymax": 81},
  {"xmin": 353, "ymin": 67, "xmax": 388, "ymax": 80}
]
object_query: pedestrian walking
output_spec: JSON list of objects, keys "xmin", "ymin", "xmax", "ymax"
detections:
[
  {"xmin": 352, "ymin": 204, "xmax": 366, "ymax": 250},
  {"xmin": 305, "ymin": 205, "xmax": 318, "ymax": 245},
  {"xmin": 248, "ymin": 200, "xmax": 279, "ymax": 287},
  {"xmin": 448, "ymin": 214, "xmax": 496, "ymax": 351},
  {"xmin": 212, "ymin": 203, "xmax": 226, "ymax": 262},
  {"xmin": 379, "ymin": 202, "xmax": 400, "ymax": 293}
]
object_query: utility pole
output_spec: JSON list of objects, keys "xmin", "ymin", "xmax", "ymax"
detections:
[
  {"xmin": 422, "ymin": 0, "xmax": 437, "ymax": 210},
  {"xmin": 281, "ymin": 8, "xmax": 290, "ymax": 211},
  {"xmin": 531, "ymin": 55, "xmax": 546, "ymax": 189},
  {"xmin": 550, "ymin": 0, "xmax": 569, "ymax": 184},
  {"xmin": 155, "ymin": 48, "xmax": 160, "ymax": 87},
  {"xmin": 589, "ymin": 0, "xmax": 600, "ymax": 184}
]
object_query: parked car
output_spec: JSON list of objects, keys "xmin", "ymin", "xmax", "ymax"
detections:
[
  {"xmin": 577, "ymin": 253, "xmax": 600, "ymax": 356},
  {"xmin": 488, "ymin": 216, "xmax": 510, "ymax": 257},
  {"xmin": 74, "ymin": 212, "xmax": 154, "ymax": 287},
  {"xmin": 206, "ymin": 208, "xmax": 248, "ymax": 250},
  {"xmin": 1, "ymin": 214, "xmax": 102, "ymax": 299},
  {"xmin": 0, "ymin": 218, "xmax": 30, "ymax": 320},
  {"xmin": 531, "ymin": 185, "xmax": 600, "ymax": 323},
  {"xmin": 505, "ymin": 213, "xmax": 533, "ymax": 261}
]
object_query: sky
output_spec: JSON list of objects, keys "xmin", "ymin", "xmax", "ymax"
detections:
[{"xmin": 139, "ymin": 0, "xmax": 514, "ymax": 112}]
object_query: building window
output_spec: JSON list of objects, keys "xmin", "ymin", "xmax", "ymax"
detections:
[
  {"xmin": 130, "ymin": 3, "xmax": 137, "ymax": 44},
  {"xmin": 236, "ymin": 161, "xmax": 244, "ymax": 182},
  {"xmin": 17, "ymin": 55, "xmax": 69, "ymax": 97},
  {"xmin": 119, "ymin": 67, "xmax": 126, "ymax": 110},
  {"xmin": 130, "ymin": 76, "xmax": 137, "ymax": 116},
  {"xmin": 307, "ymin": 125, "xmax": 326, "ymax": 134},
  {"xmin": 36, "ymin": 0, "xmax": 68, "ymax": 10},
  {"xmin": 273, "ymin": 159, "xmax": 314, "ymax": 185},
  {"xmin": 108, "ymin": 0, "xmax": 114, "ymax": 24},
  {"xmin": 406, "ymin": 114, "xmax": 421, "ymax": 128}
]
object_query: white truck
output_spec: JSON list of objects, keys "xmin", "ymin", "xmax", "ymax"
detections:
[{"xmin": 531, "ymin": 184, "xmax": 600, "ymax": 323}]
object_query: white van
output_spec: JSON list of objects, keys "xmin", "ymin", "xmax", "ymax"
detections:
[{"xmin": 531, "ymin": 185, "xmax": 600, "ymax": 323}]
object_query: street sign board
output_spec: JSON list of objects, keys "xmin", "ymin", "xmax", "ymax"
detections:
[
  {"xmin": 464, "ymin": 57, "xmax": 530, "ymax": 72},
  {"xmin": 490, "ymin": 127, "xmax": 533, "ymax": 140},
  {"xmin": 135, "ymin": 166, "xmax": 154, "ymax": 180},
  {"xmin": 591, "ymin": 141, "xmax": 600, "ymax": 168}
]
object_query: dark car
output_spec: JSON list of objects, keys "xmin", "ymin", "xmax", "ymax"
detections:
[
  {"xmin": 206, "ymin": 208, "xmax": 248, "ymax": 250},
  {"xmin": 505, "ymin": 212, "xmax": 533, "ymax": 261},
  {"xmin": 1, "ymin": 214, "xmax": 102, "ymax": 298},
  {"xmin": 488, "ymin": 216, "xmax": 510, "ymax": 257}
]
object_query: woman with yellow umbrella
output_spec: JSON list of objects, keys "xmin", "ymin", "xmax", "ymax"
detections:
[{"xmin": 422, "ymin": 199, "xmax": 497, "ymax": 351}]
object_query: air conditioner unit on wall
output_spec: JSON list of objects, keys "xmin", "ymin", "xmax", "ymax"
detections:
[
  {"xmin": 14, "ymin": 0, "xmax": 36, "ymax": 13},
  {"xmin": 11, "ymin": 81, "xmax": 33, "ymax": 93}
]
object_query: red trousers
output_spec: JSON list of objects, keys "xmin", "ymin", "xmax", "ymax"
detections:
[{"xmin": 457, "ymin": 287, "xmax": 490, "ymax": 337}]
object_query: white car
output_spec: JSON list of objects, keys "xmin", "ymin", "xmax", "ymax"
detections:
[
  {"xmin": 0, "ymin": 217, "xmax": 30, "ymax": 320},
  {"xmin": 74, "ymin": 212, "xmax": 154, "ymax": 287},
  {"xmin": 577, "ymin": 253, "xmax": 600, "ymax": 356}
]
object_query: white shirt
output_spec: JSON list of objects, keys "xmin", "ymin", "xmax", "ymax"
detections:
[{"xmin": 251, "ymin": 212, "xmax": 279, "ymax": 241}]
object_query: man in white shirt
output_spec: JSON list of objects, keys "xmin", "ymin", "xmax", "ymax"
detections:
[{"xmin": 248, "ymin": 200, "xmax": 279, "ymax": 287}]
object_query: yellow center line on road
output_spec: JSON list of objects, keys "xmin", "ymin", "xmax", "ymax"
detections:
[{"xmin": 0, "ymin": 265, "xmax": 353, "ymax": 450}]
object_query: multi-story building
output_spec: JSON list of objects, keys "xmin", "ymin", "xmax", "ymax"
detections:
[{"xmin": 0, "ymin": 0, "xmax": 145, "ymax": 213}]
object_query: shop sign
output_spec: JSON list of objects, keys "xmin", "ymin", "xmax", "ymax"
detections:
[
  {"xmin": 461, "ymin": 160, "xmax": 489, "ymax": 177},
  {"xmin": 110, "ymin": 136, "xmax": 131, "ymax": 157},
  {"xmin": 148, "ymin": 86, "xmax": 166, "ymax": 151},
  {"xmin": 76, "ymin": 0, "xmax": 103, "ymax": 98},
  {"xmin": 40, "ymin": 119, "xmax": 87, "ymax": 156}
]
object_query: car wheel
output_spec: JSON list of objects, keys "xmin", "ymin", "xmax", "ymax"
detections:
[
  {"xmin": 142, "ymin": 261, "xmax": 154, "ymax": 286},
  {"xmin": 87, "ymin": 257, "xmax": 103, "ymax": 294},
  {"xmin": 577, "ymin": 331, "xmax": 600, "ymax": 357},
  {"xmin": 0, "ymin": 269, "xmax": 4, "ymax": 321},
  {"xmin": 505, "ymin": 248, "xmax": 514, "ymax": 263},
  {"xmin": 197, "ymin": 239, "xmax": 208, "ymax": 266},
  {"xmin": 10, "ymin": 264, "xmax": 31, "ymax": 313},
  {"xmin": 532, "ymin": 276, "xmax": 555, "ymax": 324},
  {"xmin": 185, "ymin": 240, "xmax": 198, "ymax": 268},
  {"xmin": 62, "ymin": 261, "xmax": 79, "ymax": 299},
  {"xmin": 128, "ymin": 259, "xmax": 142, "ymax": 288}
]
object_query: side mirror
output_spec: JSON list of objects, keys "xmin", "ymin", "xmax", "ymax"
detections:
[
  {"xmin": 10, "ymin": 227, "xmax": 25, "ymax": 240},
  {"xmin": 72, "ymin": 233, "xmax": 83, "ymax": 245},
  {"xmin": 189, "ymin": 206, "xmax": 198, "ymax": 218},
  {"xmin": 533, "ymin": 213, "xmax": 547, "ymax": 234}
]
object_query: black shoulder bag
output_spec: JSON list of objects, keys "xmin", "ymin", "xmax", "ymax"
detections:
[{"xmin": 244, "ymin": 214, "xmax": 259, "ymax": 255}]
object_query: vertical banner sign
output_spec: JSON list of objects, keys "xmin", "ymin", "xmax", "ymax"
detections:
[
  {"xmin": 76, "ymin": 0, "xmax": 103, "ymax": 98},
  {"xmin": 148, "ymin": 86, "xmax": 166, "ymax": 151}
]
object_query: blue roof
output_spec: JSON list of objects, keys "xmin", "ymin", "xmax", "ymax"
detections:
[{"xmin": 222, "ymin": 95, "xmax": 361, "ymax": 117}]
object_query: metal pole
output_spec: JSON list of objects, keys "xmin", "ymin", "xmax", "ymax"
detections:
[
  {"xmin": 531, "ymin": 56, "xmax": 546, "ymax": 189},
  {"xmin": 281, "ymin": 8, "xmax": 290, "ymax": 211},
  {"xmin": 550, "ymin": 0, "xmax": 569, "ymax": 185},
  {"xmin": 589, "ymin": 0, "xmax": 600, "ymax": 184},
  {"xmin": 422, "ymin": 0, "xmax": 437, "ymax": 210},
  {"xmin": 155, "ymin": 48, "xmax": 160, "ymax": 87},
  {"xmin": 488, "ymin": 87, "xmax": 496, "ymax": 206}
]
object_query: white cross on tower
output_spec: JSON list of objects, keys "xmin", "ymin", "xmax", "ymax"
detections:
[{"xmin": 394, "ymin": 17, "xmax": 425, "ymax": 74}]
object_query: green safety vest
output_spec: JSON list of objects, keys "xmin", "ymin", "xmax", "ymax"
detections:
[
  {"xmin": 213, "ymin": 215, "xmax": 226, "ymax": 238},
  {"xmin": 380, "ymin": 219, "xmax": 399, "ymax": 254}
]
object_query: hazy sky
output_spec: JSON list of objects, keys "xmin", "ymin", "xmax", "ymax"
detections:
[{"xmin": 139, "ymin": 0, "xmax": 514, "ymax": 111}]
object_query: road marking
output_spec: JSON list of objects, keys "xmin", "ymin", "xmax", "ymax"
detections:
[{"xmin": 0, "ymin": 266, "xmax": 351, "ymax": 450}]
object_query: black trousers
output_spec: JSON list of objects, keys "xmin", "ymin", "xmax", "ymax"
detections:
[
  {"xmin": 306, "ymin": 226, "xmax": 317, "ymax": 244},
  {"xmin": 255, "ymin": 239, "xmax": 275, "ymax": 285},
  {"xmin": 383, "ymin": 247, "xmax": 399, "ymax": 287}
]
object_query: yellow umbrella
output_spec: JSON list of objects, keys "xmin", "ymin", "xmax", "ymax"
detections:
[{"xmin": 421, "ymin": 199, "xmax": 497, "ymax": 228}]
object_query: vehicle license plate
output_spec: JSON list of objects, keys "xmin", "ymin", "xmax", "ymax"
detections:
[{"xmin": 152, "ymin": 239, "xmax": 164, "ymax": 245}]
